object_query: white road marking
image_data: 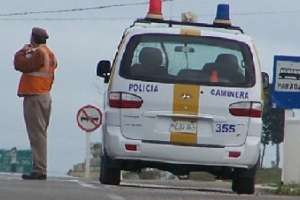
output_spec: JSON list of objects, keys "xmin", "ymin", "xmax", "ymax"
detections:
[
  {"xmin": 77, "ymin": 181, "xmax": 98, "ymax": 189},
  {"xmin": 65, "ymin": 179, "xmax": 98, "ymax": 189},
  {"xmin": 122, "ymin": 182, "xmax": 173, "ymax": 189},
  {"xmin": 49, "ymin": 178, "xmax": 98, "ymax": 189},
  {"xmin": 107, "ymin": 194, "xmax": 126, "ymax": 200},
  {"xmin": 0, "ymin": 173, "xmax": 22, "ymax": 180},
  {"xmin": 121, "ymin": 182, "xmax": 232, "ymax": 194},
  {"xmin": 256, "ymin": 184, "xmax": 277, "ymax": 191}
]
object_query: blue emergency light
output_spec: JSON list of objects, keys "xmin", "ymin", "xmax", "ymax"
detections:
[{"xmin": 214, "ymin": 4, "xmax": 231, "ymax": 26}]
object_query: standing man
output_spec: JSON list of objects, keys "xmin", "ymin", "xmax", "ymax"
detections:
[{"xmin": 14, "ymin": 27, "xmax": 57, "ymax": 180}]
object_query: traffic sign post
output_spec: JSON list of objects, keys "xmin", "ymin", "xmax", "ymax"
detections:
[
  {"xmin": 76, "ymin": 105, "xmax": 102, "ymax": 178},
  {"xmin": 272, "ymin": 55, "xmax": 300, "ymax": 184},
  {"xmin": 85, "ymin": 132, "xmax": 91, "ymax": 179}
]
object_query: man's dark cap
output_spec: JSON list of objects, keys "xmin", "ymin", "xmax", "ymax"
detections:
[{"xmin": 31, "ymin": 27, "xmax": 49, "ymax": 39}]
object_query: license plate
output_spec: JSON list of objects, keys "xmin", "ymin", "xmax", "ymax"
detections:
[{"xmin": 170, "ymin": 120, "xmax": 197, "ymax": 134}]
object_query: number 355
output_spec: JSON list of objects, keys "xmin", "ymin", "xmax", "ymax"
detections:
[{"xmin": 216, "ymin": 124, "xmax": 236, "ymax": 133}]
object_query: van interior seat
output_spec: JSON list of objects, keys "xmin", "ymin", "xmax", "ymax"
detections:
[
  {"xmin": 131, "ymin": 47, "xmax": 167, "ymax": 77},
  {"xmin": 139, "ymin": 47, "xmax": 163, "ymax": 66},
  {"xmin": 214, "ymin": 53, "xmax": 244, "ymax": 83},
  {"xmin": 177, "ymin": 69, "xmax": 209, "ymax": 82},
  {"xmin": 202, "ymin": 62, "xmax": 217, "ymax": 74}
]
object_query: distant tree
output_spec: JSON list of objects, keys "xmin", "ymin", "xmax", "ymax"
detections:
[
  {"xmin": 269, "ymin": 108, "xmax": 285, "ymax": 144},
  {"xmin": 261, "ymin": 85, "xmax": 285, "ymax": 168},
  {"xmin": 269, "ymin": 107, "xmax": 284, "ymax": 168},
  {"xmin": 261, "ymin": 87, "xmax": 272, "ymax": 168}
]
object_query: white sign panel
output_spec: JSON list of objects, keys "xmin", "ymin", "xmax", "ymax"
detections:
[{"xmin": 275, "ymin": 60, "xmax": 300, "ymax": 92}]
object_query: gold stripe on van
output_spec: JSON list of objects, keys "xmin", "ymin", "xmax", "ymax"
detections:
[
  {"xmin": 170, "ymin": 132, "xmax": 198, "ymax": 145},
  {"xmin": 180, "ymin": 28, "xmax": 201, "ymax": 36},
  {"xmin": 173, "ymin": 84, "xmax": 199, "ymax": 115},
  {"xmin": 170, "ymin": 84, "xmax": 200, "ymax": 145}
]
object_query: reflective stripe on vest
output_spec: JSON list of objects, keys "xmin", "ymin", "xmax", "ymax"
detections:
[
  {"xmin": 27, "ymin": 71, "xmax": 53, "ymax": 78},
  {"xmin": 18, "ymin": 45, "xmax": 56, "ymax": 96}
]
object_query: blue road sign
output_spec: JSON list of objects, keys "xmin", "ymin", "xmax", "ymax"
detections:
[{"xmin": 272, "ymin": 55, "xmax": 300, "ymax": 109}]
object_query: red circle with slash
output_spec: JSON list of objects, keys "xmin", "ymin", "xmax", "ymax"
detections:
[{"xmin": 76, "ymin": 105, "xmax": 102, "ymax": 132}]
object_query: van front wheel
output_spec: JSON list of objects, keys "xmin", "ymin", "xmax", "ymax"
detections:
[{"xmin": 99, "ymin": 155, "xmax": 121, "ymax": 185}]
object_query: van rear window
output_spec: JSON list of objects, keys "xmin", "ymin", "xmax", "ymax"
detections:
[{"xmin": 119, "ymin": 34, "xmax": 255, "ymax": 87}]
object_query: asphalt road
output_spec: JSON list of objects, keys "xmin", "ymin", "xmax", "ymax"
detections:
[{"xmin": 0, "ymin": 174, "xmax": 298, "ymax": 200}]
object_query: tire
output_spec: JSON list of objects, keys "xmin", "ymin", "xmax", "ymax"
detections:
[
  {"xmin": 232, "ymin": 165, "xmax": 257, "ymax": 195},
  {"xmin": 99, "ymin": 155, "xmax": 121, "ymax": 185},
  {"xmin": 232, "ymin": 175, "xmax": 255, "ymax": 194},
  {"xmin": 232, "ymin": 177, "xmax": 237, "ymax": 192}
]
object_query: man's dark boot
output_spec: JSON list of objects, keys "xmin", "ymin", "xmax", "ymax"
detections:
[{"xmin": 22, "ymin": 172, "xmax": 47, "ymax": 180}]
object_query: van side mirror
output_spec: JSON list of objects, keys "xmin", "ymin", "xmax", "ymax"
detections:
[
  {"xmin": 262, "ymin": 72, "xmax": 269, "ymax": 89},
  {"xmin": 97, "ymin": 60, "xmax": 111, "ymax": 83}
]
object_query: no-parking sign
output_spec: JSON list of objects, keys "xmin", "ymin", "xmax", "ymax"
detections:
[{"xmin": 76, "ymin": 105, "xmax": 102, "ymax": 132}]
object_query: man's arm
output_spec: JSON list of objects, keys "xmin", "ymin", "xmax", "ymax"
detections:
[
  {"xmin": 14, "ymin": 47, "xmax": 44, "ymax": 73},
  {"xmin": 14, "ymin": 48, "xmax": 30, "ymax": 72}
]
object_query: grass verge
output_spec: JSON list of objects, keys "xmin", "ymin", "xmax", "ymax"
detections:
[{"xmin": 276, "ymin": 184, "xmax": 300, "ymax": 196}]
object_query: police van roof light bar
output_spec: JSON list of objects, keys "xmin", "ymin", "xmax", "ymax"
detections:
[
  {"xmin": 134, "ymin": 18, "xmax": 244, "ymax": 34},
  {"xmin": 213, "ymin": 4, "xmax": 232, "ymax": 27},
  {"xmin": 146, "ymin": 0, "xmax": 163, "ymax": 20}
]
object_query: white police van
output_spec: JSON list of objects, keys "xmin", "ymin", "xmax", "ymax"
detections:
[{"xmin": 97, "ymin": 1, "xmax": 269, "ymax": 194}]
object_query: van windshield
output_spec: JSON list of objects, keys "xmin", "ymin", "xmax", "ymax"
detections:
[{"xmin": 120, "ymin": 34, "xmax": 255, "ymax": 87}]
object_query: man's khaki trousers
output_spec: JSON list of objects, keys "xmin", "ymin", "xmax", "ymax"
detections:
[{"xmin": 23, "ymin": 93, "xmax": 51, "ymax": 175}]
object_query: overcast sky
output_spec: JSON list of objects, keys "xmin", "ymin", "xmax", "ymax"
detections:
[{"xmin": 0, "ymin": 0, "xmax": 298, "ymax": 175}]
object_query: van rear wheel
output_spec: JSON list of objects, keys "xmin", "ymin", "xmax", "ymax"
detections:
[
  {"xmin": 99, "ymin": 155, "xmax": 121, "ymax": 185},
  {"xmin": 232, "ymin": 175, "xmax": 255, "ymax": 194},
  {"xmin": 232, "ymin": 166, "xmax": 256, "ymax": 194}
]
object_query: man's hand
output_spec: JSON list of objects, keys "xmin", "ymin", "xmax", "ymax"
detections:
[
  {"xmin": 22, "ymin": 44, "xmax": 34, "ymax": 55},
  {"xmin": 22, "ymin": 44, "xmax": 32, "ymax": 50}
]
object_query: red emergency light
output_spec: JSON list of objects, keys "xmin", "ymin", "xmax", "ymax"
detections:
[{"xmin": 146, "ymin": 0, "xmax": 163, "ymax": 19}]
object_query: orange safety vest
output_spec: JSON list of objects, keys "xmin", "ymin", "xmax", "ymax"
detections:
[
  {"xmin": 17, "ymin": 45, "xmax": 57, "ymax": 96},
  {"xmin": 210, "ymin": 70, "xmax": 219, "ymax": 83}
]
